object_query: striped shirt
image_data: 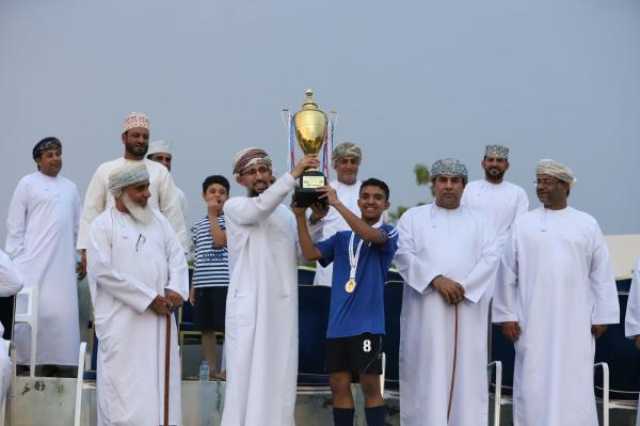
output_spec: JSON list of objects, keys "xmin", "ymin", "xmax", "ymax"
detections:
[{"xmin": 191, "ymin": 215, "xmax": 229, "ymax": 288}]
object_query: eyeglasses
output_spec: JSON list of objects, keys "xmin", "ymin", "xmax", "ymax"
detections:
[{"xmin": 135, "ymin": 234, "xmax": 146, "ymax": 252}]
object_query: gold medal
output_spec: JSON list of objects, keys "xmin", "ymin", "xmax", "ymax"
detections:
[
  {"xmin": 345, "ymin": 278, "xmax": 356, "ymax": 294},
  {"xmin": 346, "ymin": 231, "xmax": 362, "ymax": 295}
]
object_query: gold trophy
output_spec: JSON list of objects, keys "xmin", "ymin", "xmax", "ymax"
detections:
[{"xmin": 293, "ymin": 89, "xmax": 328, "ymax": 207}]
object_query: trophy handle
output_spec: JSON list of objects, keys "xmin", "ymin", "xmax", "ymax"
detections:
[
  {"xmin": 282, "ymin": 108, "xmax": 296, "ymax": 173},
  {"xmin": 280, "ymin": 108, "xmax": 290, "ymax": 128},
  {"xmin": 328, "ymin": 110, "xmax": 338, "ymax": 127},
  {"xmin": 323, "ymin": 110, "xmax": 338, "ymax": 179}
]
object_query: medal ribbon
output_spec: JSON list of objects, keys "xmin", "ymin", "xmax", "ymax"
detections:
[{"xmin": 348, "ymin": 231, "xmax": 364, "ymax": 283}]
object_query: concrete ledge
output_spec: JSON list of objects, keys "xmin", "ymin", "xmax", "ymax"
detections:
[
  {"xmin": 7, "ymin": 378, "xmax": 402, "ymax": 426},
  {"xmin": 7, "ymin": 377, "xmax": 636, "ymax": 425}
]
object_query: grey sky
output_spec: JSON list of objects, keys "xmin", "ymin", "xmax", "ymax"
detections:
[{"xmin": 1, "ymin": 0, "xmax": 638, "ymax": 241}]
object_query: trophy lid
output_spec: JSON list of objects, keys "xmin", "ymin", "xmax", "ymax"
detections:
[
  {"xmin": 301, "ymin": 89, "xmax": 320, "ymax": 111},
  {"xmin": 293, "ymin": 88, "xmax": 328, "ymax": 155}
]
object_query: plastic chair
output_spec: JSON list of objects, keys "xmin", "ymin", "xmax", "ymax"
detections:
[
  {"xmin": 73, "ymin": 342, "xmax": 87, "ymax": 426},
  {"xmin": 491, "ymin": 361, "xmax": 609, "ymax": 425},
  {"xmin": 0, "ymin": 339, "xmax": 9, "ymax": 426},
  {"xmin": 488, "ymin": 361, "xmax": 503, "ymax": 426},
  {"xmin": 593, "ymin": 290, "xmax": 640, "ymax": 426},
  {"xmin": 13, "ymin": 287, "xmax": 39, "ymax": 378},
  {"xmin": 82, "ymin": 331, "xmax": 98, "ymax": 382},
  {"xmin": 379, "ymin": 352, "xmax": 386, "ymax": 397}
]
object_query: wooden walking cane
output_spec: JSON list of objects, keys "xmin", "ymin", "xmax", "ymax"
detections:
[
  {"xmin": 447, "ymin": 304, "xmax": 459, "ymax": 422},
  {"xmin": 163, "ymin": 313, "xmax": 171, "ymax": 426}
]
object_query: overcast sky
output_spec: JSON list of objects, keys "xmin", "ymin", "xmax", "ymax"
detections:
[{"xmin": 1, "ymin": 0, "xmax": 638, "ymax": 241}]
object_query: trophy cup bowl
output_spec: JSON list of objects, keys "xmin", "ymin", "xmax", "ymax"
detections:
[{"xmin": 293, "ymin": 89, "xmax": 328, "ymax": 207}]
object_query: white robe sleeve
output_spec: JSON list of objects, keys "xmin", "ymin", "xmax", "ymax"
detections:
[
  {"xmin": 77, "ymin": 168, "xmax": 108, "ymax": 250},
  {"xmin": 162, "ymin": 218, "xmax": 189, "ymax": 300},
  {"xmin": 492, "ymin": 228, "xmax": 519, "ymax": 323},
  {"xmin": 625, "ymin": 258, "xmax": 640, "ymax": 337},
  {"xmin": 0, "ymin": 250, "xmax": 23, "ymax": 297},
  {"xmin": 224, "ymin": 173, "xmax": 296, "ymax": 226},
  {"xmin": 5, "ymin": 178, "xmax": 28, "ymax": 259},
  {"xmin": 459, "ymin": 221, "xmax": 500, "ymax": 303},
  {"xmin": 394, "ymin": 209, "xmax": 441, "ymax": 294},
  {"xmin": 156, "ymin": 170, "xmax": 190, "ymax": 253},
  {"xmin": 589, "ymin": 223, "xmax": 620, "ymax": 325},
  {"xmin": 87, "ymin": 217, "xmax": 158, "ymax": 314}
]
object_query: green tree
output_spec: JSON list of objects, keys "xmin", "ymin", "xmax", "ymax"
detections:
[
  {"xmin": 388, "ymin": 163, "xmax": 431, "ymax": 223},
  {"xmin": 414, "ymin": 163, "xmax": 430, "ymax": 186}
]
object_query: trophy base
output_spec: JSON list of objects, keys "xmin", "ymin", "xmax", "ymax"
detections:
[{"xmin": 294, "ymin": 171, "xmax": 327, "ymax": 208}]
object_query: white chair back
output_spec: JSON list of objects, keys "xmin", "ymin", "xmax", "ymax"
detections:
[
  {"xmin": 0, "ymin": 339, "xmax": 9, "ymax": 426},
  {"xmin": 379, "ymin": 352, "xmax": 386, "ymax": 397},
  {"xmin": 73, "ymin": 342, "xmax": 87, "ymax": 426},
  {"xmin": 14, "ymin": 287, "xmax": 39, "ymax": 378}
]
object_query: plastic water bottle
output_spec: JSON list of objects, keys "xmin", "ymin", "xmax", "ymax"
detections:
[{"xmin": 199, "ymin": 361, "xmax": 209, "ymax": 381}]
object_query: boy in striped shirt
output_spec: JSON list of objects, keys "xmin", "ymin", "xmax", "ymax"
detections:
[{"xmin": 190, "ymin": 175, "xmax": 230, "ymax": 380}]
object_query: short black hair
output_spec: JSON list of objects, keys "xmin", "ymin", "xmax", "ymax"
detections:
[
  {"xmin": 360, "ymin": 178, "xmax": 390, "ymax": 201},
  {"xmin": 202, "ymin": 175, "xmax": 230, "ymax": 194}
]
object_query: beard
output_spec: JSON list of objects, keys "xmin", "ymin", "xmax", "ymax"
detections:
[
  {"xmin": 122, "ymin": 193, "xmax": 154, "ymax": 225},
  {"xmin": 247, "ymin": 180, "xmax": 270, "ymax": 197},
  {"xmin": 125, "ymin": 142, "xmax": 148, "ymax": 158},
  {"xmin": 485, "ymin": 167, "xmax": 505, "ymax": 182}
]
